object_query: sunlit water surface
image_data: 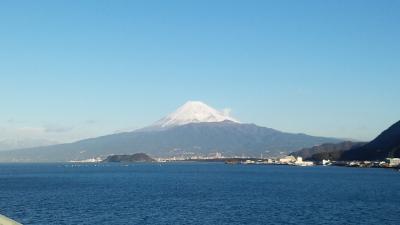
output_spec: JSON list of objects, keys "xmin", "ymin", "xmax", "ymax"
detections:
[{"xmin": 0, "ymin": 163, "xmax": 399, "ymax": 225}]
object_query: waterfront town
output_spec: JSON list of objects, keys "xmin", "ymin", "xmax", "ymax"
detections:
[
  {"xmin": 69, "ymin": 152, "xmax": 400, "ymax": 170},
  {"xmin": 155, "ymin": 152, "xmax": 400, "ymax": 170}
]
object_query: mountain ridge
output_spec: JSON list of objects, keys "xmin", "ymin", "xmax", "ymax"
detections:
[
  {"xmin": 0, "ymin": 121, "xmax": 341, "ymax": 162},
  {"xmin": 341, "ymin": 120, "xmax": 400, "ymax": 160},
  {"xmin": 291, "ymin": 141, "xmax": 367, "ymax": 161},
  {"xmin": 0, "ymin": 138, "xmax": 58, "ymax": 151},
  {"xmin": 290, "ymin": 120, "xmax": 400, "ymax": 161}
]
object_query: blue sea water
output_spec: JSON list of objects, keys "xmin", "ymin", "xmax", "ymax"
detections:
[{"xmin": 0, "ymin": 163, "xmax": 399, "ymax": 225}]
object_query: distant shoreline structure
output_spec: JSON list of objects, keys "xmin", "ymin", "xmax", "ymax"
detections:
[{"xmin": 67, "ymin": 153, "xmax": 400, "ymax": 171}]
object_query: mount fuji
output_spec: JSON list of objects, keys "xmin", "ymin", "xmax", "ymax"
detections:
[
  {"xmin": 0, "ymin": 101, "xmax": 341, "ymax": 162},
  {"xmin": 144, "ymin": 101, "xmax": 239, "ymax": 130}
]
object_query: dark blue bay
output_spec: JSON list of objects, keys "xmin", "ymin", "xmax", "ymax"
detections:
[{"xmin": 0, "ymin": 163, "xmax": 399, "ymax": 225}]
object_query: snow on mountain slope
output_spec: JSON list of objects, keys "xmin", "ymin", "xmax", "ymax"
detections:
[{"xmin": 150, "ymin": 101, "xmax": 239, "ymax": 129}]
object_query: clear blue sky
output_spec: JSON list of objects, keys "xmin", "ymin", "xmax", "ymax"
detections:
[{"xmin": 0, "ymin": 0, "xmax": 399, "ymax": 142}]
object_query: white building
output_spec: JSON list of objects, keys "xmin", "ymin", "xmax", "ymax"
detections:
[
  {"xmin": 279, "ymin": 155, "xmax": 296, "ymax": 164},
  {"xmin": 387, "ymin": 158, "xmax": 400, "ymax": 167},
  {"xmin": 243, "ymin": 159, "xmax": 255, "ymax": 164},
  {"xmin": 322, "ymin": 159, "xmax": 332, "ymax": 166},
  {"xmin": 294, "ymin": 157, "xmax": 314, "ymax": 166},
  {"xmin": 296, "ymin": 157, "xmax": 303, "ymax": 163}
]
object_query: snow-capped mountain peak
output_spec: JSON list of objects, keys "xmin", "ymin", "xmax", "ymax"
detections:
[{"xmin": 150, "ymin": 101, "xmax": 239, "ymax": 129}]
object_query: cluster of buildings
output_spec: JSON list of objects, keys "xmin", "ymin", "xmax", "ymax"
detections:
[
  {"xmin": 157, "ymin": 152, "xmax": 400, "ymax": 170},
  {"xmin": 233, "ymin": 155, "xmax": 400, "ymax": 170},
  {"xmin": 156, "ymin": 152, "xmax": 316, "ymax": 167},
  {"xmin": 156, "ymin": 152, "xmax": 227, "ymax": 162},
  {"xmin": 71, "ymin": 150, "xmax": 400, "ymax": 171},
  {"xmin": 240, "ymin": 156, "xmax": 314, "ymax": 166},
  {"xmin": 329, "ymin": 158, "xmax": 400, "ymax": 169}
]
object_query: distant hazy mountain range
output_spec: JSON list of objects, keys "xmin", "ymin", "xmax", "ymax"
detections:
[
  {"xmin": 0, "ymin": 101, "xmax": 340, "ymax": 162},
  {"xmin": 0, "ymin": 138, "xmax": 58, "ymax": 151},
  {"xmin": 291, "ymin": 120, "xmax": 400, "ymax": 161}
]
